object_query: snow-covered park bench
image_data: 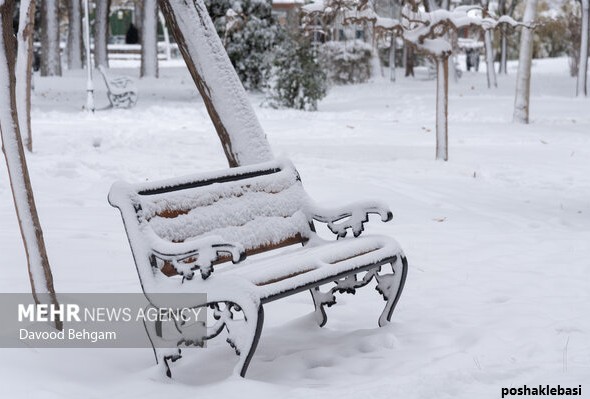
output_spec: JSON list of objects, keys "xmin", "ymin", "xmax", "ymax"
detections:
[
  {"xmin": 98, "ymin": 66, "xmax": 138, "ymax": 108},
  {"xmin": 108, "ymin": 158, "xmax": 408, "ymax": 378}
]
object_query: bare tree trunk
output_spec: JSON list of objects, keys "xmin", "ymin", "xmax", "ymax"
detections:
[
  {"xmin": 389, "ymin": 34, "xmax": 396, "ymax": 82},
  {"xmin": 141, "ymin": 0, "xmax": 158, "ymax": 78},
  {"xmin": 484, "ymin": 30, "xmax": 497, "ymax": 87},
  {"xmin": 577, "ymin": 0, "xmax": 589, "ymax": 97},
  {"xmin": 94, "ymin": 0, "xmax": 110, "ymax": 68},
  {"xmin": 405, "ymin": 44, "xmax": 414, "ymax": 77},
  {"xmin": 0, "ymin": 0, "xmax": 62, "ymax": 331},
  {"xmin": 158, "ymin": 0, "xmax": 273, "ymax": 167},
  {"xmin": 40, "ymin": 0, "xmax": 62, "ymax": 76},
  {"xmin": 497, "ymin": 0, "xmax": 507, "ymax": 75},
  {"xmin": 134, "ymin": 1, "xmax": 143, "ymax": 33},
  {"xmin": 16, "ymin": 0, "xmax": 35, "ymax": 151},
  {"xmin": 435, "ymin": 56, "xmax": 449, "ymax": 161},
  {"xmin": 67, "ymin": 0, "xmax": 83, "ymax": 69},
  {"xmin": 500, "ymin": 0, "xmax": 518, "ymax": 75},
  {"xmin": 499, "ymin": 29, "xmax": 508, "ymax": 75},
  {"xmin": 482, "ymin": 0, "xmax": 497, "ymax": 87},
  {"xmin": 513, "ymin": 0, "xmax": 538, "ymax": 124},
  {"xmin": 82, "ymin": 0, "xmax": 95, "ymax": 111}
]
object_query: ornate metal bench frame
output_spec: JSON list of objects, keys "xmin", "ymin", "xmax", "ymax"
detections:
[{"xmin": 108, "ymin": 159, "xmax": 408, "ymax": 378}]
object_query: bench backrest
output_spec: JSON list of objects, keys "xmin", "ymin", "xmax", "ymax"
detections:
[
  {"xmin": 98, "ymin": 65, "xmax": 136, "ymax": 94},
  {"xmin": 109, "ymin": 159, "xmax": 314, "ymax": 280}
]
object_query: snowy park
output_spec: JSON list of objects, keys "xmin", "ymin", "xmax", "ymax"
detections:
[{"xmin": 0, "ymin": 0, "xmax": 589, "ymax": 398}]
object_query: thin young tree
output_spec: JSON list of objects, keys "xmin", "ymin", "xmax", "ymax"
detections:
[
  {"xmin": 15, "ymin": 0, "xmax": 35, "ymax": 151},
  {"xmin": 40, "ymin": 0, "xmax": 62, "ymax": 76},
  {"xmin": 67, "ymin": 0, "xmax": 83, "ymax": 69},
  {"xmin": 158, "ymin": 0, "xmax": 273, "ymax": 167},
  {"xmin": 141, "ymin": 0, "xmax": 159, "ymax": 78},
  {"xmin": 513, "ymin": 0, "xmax": 538, "ymax": 124},
  {"xmin": 94, "ymin": 0, "xmax": 110, "ymax": 68},
  {"xmin": 402, "ymin": 5, "xmax": 524, "ymax": 160},
  {"xmin": 497, "ymin": 0, "xmax": 518, "ymax": 75},
  {"xmin": 577, "ymin": 0, "xmax": 588, "ymax": 97},
  {"xmin": 482, "ymin": 0, "xmax": 497, "ymax": 88},
  {"xmin": 0, "ymin": 0, "xmax": 62, "ymax": 330}
]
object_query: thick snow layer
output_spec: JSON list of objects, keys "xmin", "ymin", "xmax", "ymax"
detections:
[{"xmin": 0, "ymin": 58, "xmax": 589, "ymax": 396}]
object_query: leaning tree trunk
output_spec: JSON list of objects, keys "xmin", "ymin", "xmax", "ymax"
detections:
[
  {"xmin": 158, "ymin": 0, "xmax": 273, "ymax": 167},
  {"xmin": 67, "ymin": 0, "xmax": 83, "ymax": 69},
  {"xmin": 141, "ymin": 0, "xmax": 158, "ymax": 78},
  {"xmin": 94, "ymin": 0, "xmax": 110, "ymax": 68},
  {"xmin": 577, "ymin": 0, "xmax": 589, "ymax": 97},
  {"xmin": 0, "ymin": 0, "xmax": 62, "ymax": 331},
  {"xmin": 435, "ymin": 55, "xmax": 449, "ymax": 161},
  {"xmin": 513, "ymin": 0, "xmax": 538, "ymax": 124},
  {"xmin": 15, "ymin": 0, "xmax": 35, "ymax": 151},
  {"xmin": 40, "ymin": 0, "xmax": 61, "ymax": 76}
]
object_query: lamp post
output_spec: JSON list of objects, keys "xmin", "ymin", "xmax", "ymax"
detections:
[{"xmin": 83, "ymin": 0, "xmax": 95, "ymax": 112}]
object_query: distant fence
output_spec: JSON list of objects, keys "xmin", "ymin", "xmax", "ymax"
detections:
[{"xmin": 32, "ymin": 42, "xmax": 181, "ymax": 63}]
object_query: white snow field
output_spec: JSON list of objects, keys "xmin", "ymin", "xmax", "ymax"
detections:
[{"xmin": 0, "ymin": 57, "xmax": 589, "ymax": 398}]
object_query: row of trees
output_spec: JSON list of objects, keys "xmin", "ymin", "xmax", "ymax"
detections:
[{"xmin": 29, "ymin": 0, "xmax": 158, "ymax": 77}]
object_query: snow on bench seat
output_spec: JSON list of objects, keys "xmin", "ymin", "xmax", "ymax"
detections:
[{"xmin": 219, "ymin": 235, "xmax": 401, "ymax": 301}]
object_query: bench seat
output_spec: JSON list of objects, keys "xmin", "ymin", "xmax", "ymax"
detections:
[{"xmin": 218, "ymin": 235, "xmax": 401, "ymax": 302}]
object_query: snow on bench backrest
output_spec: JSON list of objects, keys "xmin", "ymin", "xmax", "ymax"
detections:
[
  {"xmin": 140, "ymin": 164, "xmax": 311, "ymax": 252},
  {"xmin": 110, "ymin": 159, "xmax": 313, "ymax": 279}
]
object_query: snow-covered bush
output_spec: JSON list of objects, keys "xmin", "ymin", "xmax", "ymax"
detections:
[
  {"xmin": 319, "ymin": 40, "xmax": 373, "ymax": 84},
  {"xmin": 204, "ymin": 0, "xmax": 281, "ymax": 90},
  {"xmin": 267, "ymin": 34, "xmax": 328, "ymax": 111},
  {"xmin": 225, "ymin": 15, "xmax": 280, "ymax": 90}
]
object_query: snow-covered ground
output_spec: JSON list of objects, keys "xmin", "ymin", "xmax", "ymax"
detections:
[{"xmin": 1, "ymin": 57, "xmax": 589, "ymax": 398}]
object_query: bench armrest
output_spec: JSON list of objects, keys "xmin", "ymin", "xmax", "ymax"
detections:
[
  {"xmin": 309, "ymin": 201, "xmax": 393, "ymax": 238},
  {"xmin": 144, "ymin": 229, "xmax": 246, "ymax": 280}
]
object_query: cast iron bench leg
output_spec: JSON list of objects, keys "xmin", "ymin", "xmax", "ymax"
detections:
[
  {"xmin": 238, "ymin": 305, "xmax": 264, "ymax": 377},
  {"xmin": 377, "ymin": 256, "xmax": 408, "ymax": 327}
]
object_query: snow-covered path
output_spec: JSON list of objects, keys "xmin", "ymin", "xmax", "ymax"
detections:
[{"xmin": 0, "ymin": 58, "xmax": 588, "ymax": 398}]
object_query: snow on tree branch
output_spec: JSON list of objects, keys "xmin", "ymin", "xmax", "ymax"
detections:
[{"xmin": 400, "ymin": 5, "xmax": 529, "ymax": 56}]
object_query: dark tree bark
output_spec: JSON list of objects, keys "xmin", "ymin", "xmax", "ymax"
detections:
[{"xmin": 405, "ymin": 44, "xmax": 414, "ymax": 77}]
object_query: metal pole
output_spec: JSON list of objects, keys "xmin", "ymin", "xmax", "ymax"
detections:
[{"xmin": 83, "ymin": 0, "xmax": 95, "ymax": 112}]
